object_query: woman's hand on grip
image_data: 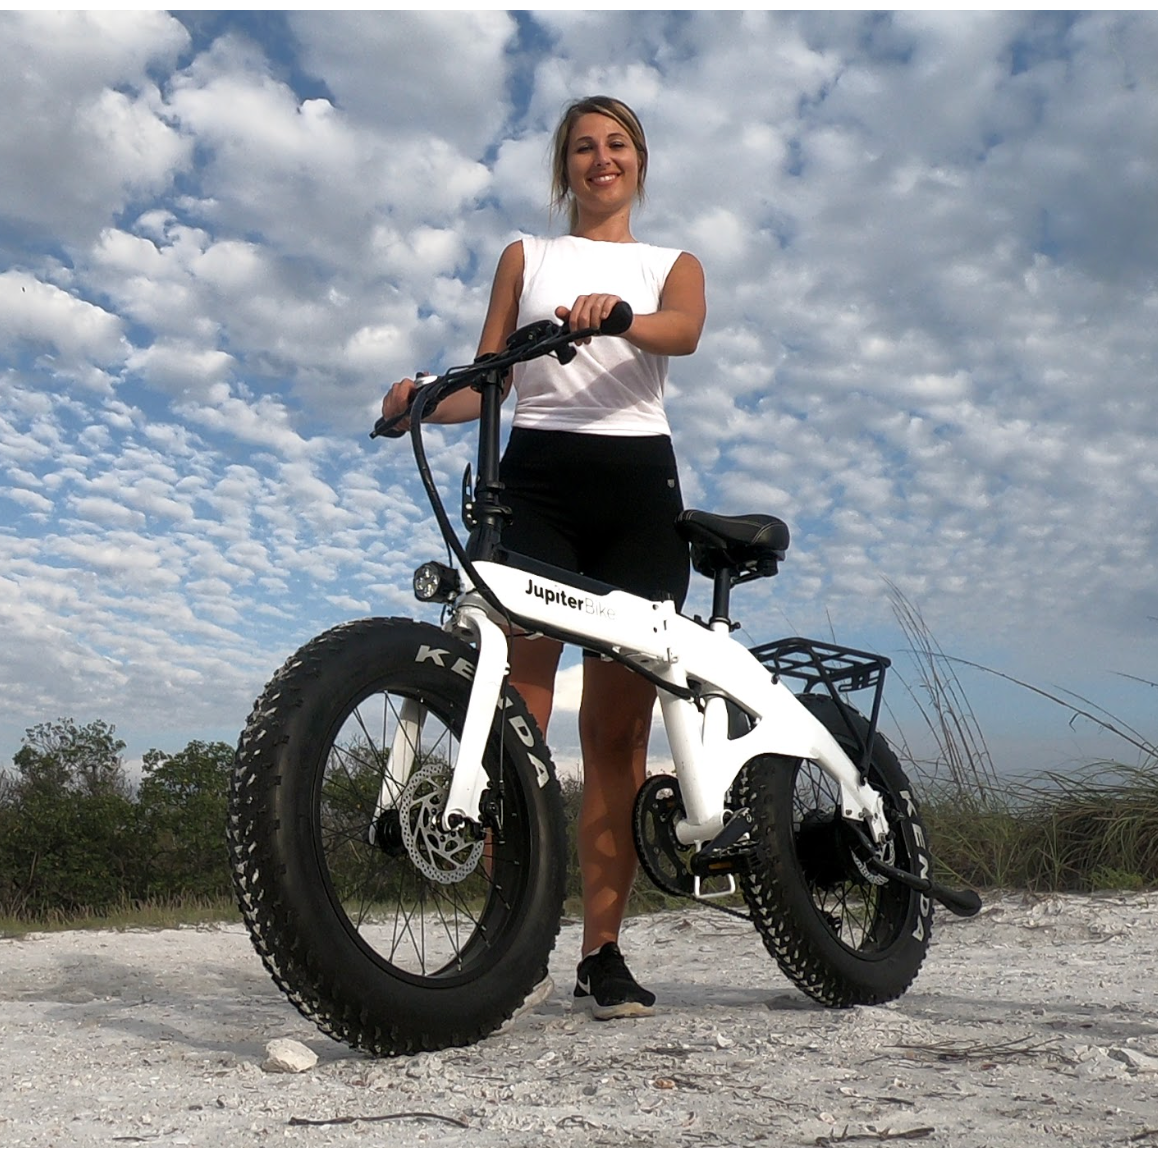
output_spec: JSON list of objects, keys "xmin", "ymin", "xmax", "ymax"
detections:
[
  {"xmin": 555, "ymin": 293, "xmax": 624, "ymax": 344},
  {"xmin": 380, "ymin": 375, "xmax": 425, "ymax": 433}
]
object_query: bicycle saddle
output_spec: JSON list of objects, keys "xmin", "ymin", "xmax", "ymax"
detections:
[{"xmin": 675, "ymin": 510, "xmax": 790, "ymax": 579}]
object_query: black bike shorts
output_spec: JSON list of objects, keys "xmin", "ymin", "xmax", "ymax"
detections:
[{"xmin": 498, "ymin": 427, "xmax": 690, "ymax": 612}]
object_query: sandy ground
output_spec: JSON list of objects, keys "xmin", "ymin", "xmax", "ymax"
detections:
[{"xmin": 2, "ymin": 892, "xmax": 1158, "ymax": 1148}]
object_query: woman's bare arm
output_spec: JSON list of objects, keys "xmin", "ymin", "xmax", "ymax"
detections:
[
  {"xmin": 381, "ymin": 240, "xmax": 524, "ymax": 426},
  {"xmin": 554, "ymin": 251, "xmax": 705, "ymax": 356}
]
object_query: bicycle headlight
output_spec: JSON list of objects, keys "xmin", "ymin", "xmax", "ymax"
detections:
[{"xmin": 413, "ymin": 561, "xmax": 461, "ymax": 604}]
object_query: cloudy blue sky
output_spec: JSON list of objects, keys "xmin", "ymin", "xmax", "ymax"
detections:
[{"xmin": 1, "ymin": 9, "xmax": 1155, "ymax": 780}]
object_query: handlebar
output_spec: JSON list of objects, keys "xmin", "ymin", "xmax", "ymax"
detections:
[{"xmin": 371, "ymin": 301, "xmax": 633, "ymax": 440}]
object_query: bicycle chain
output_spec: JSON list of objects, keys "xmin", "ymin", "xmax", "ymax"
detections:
[{"xmin": 648, "ymin": 859, "xmax": 756, "ymax": 923}]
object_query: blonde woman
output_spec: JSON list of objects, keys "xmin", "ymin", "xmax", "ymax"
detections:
[{"xmin": 383, "ymin": 95, "xmax": 705, "ymax": 1018}]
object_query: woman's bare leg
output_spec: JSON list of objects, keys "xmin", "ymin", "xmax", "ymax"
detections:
[
  {"xmin": 576, "ymin": 657, "xmax": 656, "ymax": 956},
  {"xmin": 506, "ymin": 634, "xmax": 563, "ymax": 736}
]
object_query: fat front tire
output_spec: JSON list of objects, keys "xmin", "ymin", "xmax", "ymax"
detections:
[
  {"xmin": 738, "ymin": 694, "xmax": 932, "ymax": 1007},
  {"xmin": 228, "ymin": 617, "xmax": 567, "ymax": 1056}
]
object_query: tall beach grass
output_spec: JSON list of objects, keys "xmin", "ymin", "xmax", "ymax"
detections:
[
  {"xmin": 888, "ymin": 585, "xmax": 1158, "ymax": 893},
  {"xmin": 0, "ymin": 893, "xmax": 238, "ymax": 937}
]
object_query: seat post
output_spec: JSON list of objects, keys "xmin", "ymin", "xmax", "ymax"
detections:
[{"xmin": 711, "ymin": 565, "xmax": 733, "ymax": 626}]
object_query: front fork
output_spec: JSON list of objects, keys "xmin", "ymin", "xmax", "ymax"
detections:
[
  {"xmin": 369, "ymin": 603, "xmax": 509, "ymax": 837},
  {"xmin": 439, "ymin": 605, "xmax": 510, "ymax": 827},
  {"xmin": 368, "ymin": 696, "xmax": 427, "ymax": 845}
]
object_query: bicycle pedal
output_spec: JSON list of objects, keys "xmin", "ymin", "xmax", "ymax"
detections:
[
  {"xmin": 689, "ymin": 840, "xmax": 755, "ymax": 877},
  {"xmin": 693, "ymin": 872, "xmax": 738, "ymax": 901}
]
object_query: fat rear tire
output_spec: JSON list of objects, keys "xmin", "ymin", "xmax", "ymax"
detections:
[{"xmin": 738, "ymin": 694, "xmax": 932, "ymax": 1006}]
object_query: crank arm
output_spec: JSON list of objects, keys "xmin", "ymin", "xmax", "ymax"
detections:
[{"xmin": 688, "ymin": 810, "xmax": 753, "ymax": 875}]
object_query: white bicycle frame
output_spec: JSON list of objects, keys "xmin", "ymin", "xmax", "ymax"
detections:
[
  {"xmin": 371, "ymin": 304, "xmax": 984, "ymax": 923},
  {"xmin": 408, "ymin": 559, "xmax": 889, "ymax": 849},
  {"xmin": 373, "ymin": 306, "xmax": 889, "ymax": 866}
]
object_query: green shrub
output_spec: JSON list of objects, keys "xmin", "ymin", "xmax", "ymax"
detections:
[{"xmin": 136, "ymin": 741, "xmax": 235, "ymax": 900}]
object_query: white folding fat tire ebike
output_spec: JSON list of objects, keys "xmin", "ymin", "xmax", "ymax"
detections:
[{"xmin": 228, "ymin": 302, "xmax": 981, "ymax": 1057}]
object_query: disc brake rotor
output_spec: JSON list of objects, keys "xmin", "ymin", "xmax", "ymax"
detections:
[
  {"xmin": 850, "ymin": 832, "xmax": 893, "ymax": 887},
  {"xmin": 397, "ymin": 765, "xmax": 484, "ymax": 884}
]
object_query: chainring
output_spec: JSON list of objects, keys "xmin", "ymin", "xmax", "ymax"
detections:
[{"xmin": 632, "ymin": 773, "xmax": 697, "ymax": 896}]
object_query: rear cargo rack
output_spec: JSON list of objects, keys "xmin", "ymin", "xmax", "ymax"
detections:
[{"xmin": 748, "ymin": 637, "xmax": 890, "ymax": 778}]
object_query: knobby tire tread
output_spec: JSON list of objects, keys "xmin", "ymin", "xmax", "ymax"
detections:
[
  {"xmin": 228, "ymin": 616, "xmax": 566, "ymax": 1056},
  {"xmin": 739, "ymin": 694, "xmax": 932, "ymax": 1008}
]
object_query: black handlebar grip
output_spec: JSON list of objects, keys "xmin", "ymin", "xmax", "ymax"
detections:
[
  {"xmin": 371, "ymin": 415, "xmax": 407, "ymax": 439},
  {"xmin": 599, "ymin": 301, "xmax": 633, "ymax": 336}
]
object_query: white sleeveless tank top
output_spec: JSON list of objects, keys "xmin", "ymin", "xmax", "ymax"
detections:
[{"xmin": 511, "ymin": 235, "xmax": 683, "ymax": 436}]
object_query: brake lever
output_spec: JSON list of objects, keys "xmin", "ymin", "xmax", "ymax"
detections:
[
  {"xmin": 556, "ymin": 304, "xmax": 635, "ymax": 364},
  {"xmin": 371, "ymin": 416, "xmax": 404, "ymax": 439},
  {"xmin": 506, "ymin": 319, "xmax": 563, "ymax": 351}
]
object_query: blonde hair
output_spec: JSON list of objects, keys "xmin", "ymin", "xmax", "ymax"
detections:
[{"xmin": 549, "ymin": 95, "xmax": 649, "ymax": 233}]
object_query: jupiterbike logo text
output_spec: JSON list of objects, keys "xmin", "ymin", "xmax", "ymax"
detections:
[{"xmin": 522, "ymin": 578, "xmax": 616, "ymax": 620}]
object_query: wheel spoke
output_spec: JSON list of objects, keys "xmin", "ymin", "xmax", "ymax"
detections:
[{"xmin": 314, "ymin": 688, "xmax": 532, "ymax": 979}]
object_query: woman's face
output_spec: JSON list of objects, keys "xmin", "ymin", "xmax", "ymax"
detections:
[{"xmin": 565, "ymin": 112, "xmax": 641, "ymax": 216}]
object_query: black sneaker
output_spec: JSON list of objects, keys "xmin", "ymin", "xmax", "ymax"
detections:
[{"xmin": 573, "ymin": 942, "xmax": 656, "ymax": 1020}]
